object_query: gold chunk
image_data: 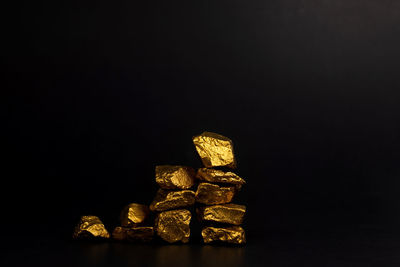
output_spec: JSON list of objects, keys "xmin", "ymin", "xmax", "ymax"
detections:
[
  {"xmin": 150, "ymin": 189, "xmax": 195, "ymax": 212},
  {"xmin": 127, "ymin": 226, "xmax": 154, "ymax": 242},
  {"xmin": 120, "ymin": 203, "xmax": 150, "ymax": 227},
  {"xmin": 201, "ymin": 226, "xmax": 246, "ymax": 244},
  {"xmin": 155, "ymin": 209, "xmax": 191, "ymax": 243},
  {"xmin": 196, "ymin": 168, "xmax": 246, "ymax": 189},
  {"xmin": 72, "ymin": 215, "xmax": 110, "ymax": 239},
  {"xmin": 155, "ymin": 165, "xmax": 195, "ymax": 190},
  {"xmin": 195, "ymin": 183, "xmax": 235, "ymax": 205},
  {"xmin": 197, "ymin": 203, "xmax": 246, "ymax": 225},
  {"xmin": 192, "ymin": 132, "xmax": 236, "ymax": 169},
  {"xmin": 112, "ymin": 226, "xmax": 128, "ymax": 241}
]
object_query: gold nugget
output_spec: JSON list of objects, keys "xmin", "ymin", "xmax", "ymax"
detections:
[
  {"xmin": 72, "ymin": 215, "xmax": 110, "ymax": 239},
  {"xmin": 112, "ymin": 226, "xmax": 128, "ymax": 241},
  {"xmin": 120, "ymin": 203, "xmax": 149, "ymax": 227},
  {"xmin": 127, "ymin": 226, "xmax": 154, "ymax": 242},
  {"xmin": 197, "ymin": 203, "xmax": 246, "ymax": 225},
  {"xmin": 155, "ymin": 165, "xmax": 195, "ymax": 189},
  {"xmin": 195, "ymin": 183, "xmax": 235, "ymax": 205},
  {"xmin": 201, "ymin": 226, "xmax": 246, "ymax": 244},
  {"xmin": 150, "ymin": 189, "xmax": 195, "ymax": 212},
  {"xmin": 192, "ymin": 132, "xmax": 236, "ymax": 169},
  {"xmin": 196, "ymin": 168, "xmax": 245, "ymax": 189},
  {"xmin": 155, "ymin": 209, "xmax": 191, "ymax": 243}
]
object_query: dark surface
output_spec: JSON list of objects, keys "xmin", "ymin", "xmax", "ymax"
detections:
[
  {"xmin": 2, "ymin": 0, "xmax": 400, "ymax": 266},
  {"xmin": 2, "ymin": 228, "xmax": 400, "ymax": 266}
]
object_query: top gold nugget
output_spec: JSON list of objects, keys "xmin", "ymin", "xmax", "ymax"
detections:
[{"xmin": 192, "ymin": 132, "xmax": 236, "ymax": 169}]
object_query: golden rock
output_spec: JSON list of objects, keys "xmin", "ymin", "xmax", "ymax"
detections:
[
  {"xmin": 197, "ymin": 203, "xmax": 246, "ymax": 225},
  {"xmin": 155, "ymin": 209, "xmax": 191, "ymax": 243},
  {"xmin": 150, "ymin": 189, "xmax": 195, "ymax": 212},
  {"xmin": 112, "ymin": 226, "xmax": 154, "ymax": 242},
  {"xmin": 195, "ymin": 183, "xmax": 235, "ymax": 205},
  {"xmin": 127, "ymin": 226, "xmax": 154, "ymax": 242},
  {"xmin": 72, "ymin": 215, "xmax": 110, "ymax": 239},
  {"xmin": 196, "ymin": 168, "xmax": 245, "ymax": 189},
  {"xmin": 112, "ymin": 226, "xmax": 128, "ymax": 241},
  {"xmin": 192, "ymin": 132, "xmax": 236, "ymax": 169},
  {"xmin": 120, "ymin": 203, "xmax": 150, "ymax": 227},
  {"xmin": 201, "ymin": 226, "xmax": 246, "ymax": 244},
  {"xmin": 155, "ymin": 165, "xmax": 196, "ymax": 190}
]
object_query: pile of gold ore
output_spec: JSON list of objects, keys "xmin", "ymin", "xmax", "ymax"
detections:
[{"xmin": 73, "ymin": 132, "xmax": 246, "ymax": 245}]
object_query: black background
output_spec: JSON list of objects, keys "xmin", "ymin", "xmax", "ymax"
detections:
[{"xmin": 2, "ymin": 0, "xmax": 400, "ymax": 266}]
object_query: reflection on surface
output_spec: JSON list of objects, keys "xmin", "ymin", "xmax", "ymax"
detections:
[
  {"xmin": 155, "ymin": 244, "xmax": 245, "ymax": 267},
  {"xmin": 199, "ymin": 245, "xmax": 245, "ymax": 267},
  {"xmin": 155, "ymin": 245, "xmax": 192, "ymax": 267},
  {"xmin": 78, "ymin": 243, "xmax": 111, "ymax": 266},
  {"xmin": 75, "ymin": 242, "xmax": 245, "ymax": 267}
]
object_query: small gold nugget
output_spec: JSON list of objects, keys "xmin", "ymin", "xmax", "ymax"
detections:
[
  {"xmin": 150, "ymin": 189, "xmax": 195, "ymax": 212},
  {"xmin": 112, "ymin": 226, "xmax": 128, "ymax": 241},
  {"xmin": 201, "ymin": 226, "xmax": 246, "ymax": 244},
  {"xmin": 120, "ymin": 203, "xmax": 150, "ymax": 227},
  {"xmin": 195, "ymin": 183, "xmax": 235, "ymax": 205},
  {"xmin": 196, "ymin": 168, "xmax": 245, "ymax": 189},
  {"xmin": 72, "ymin": 215, "xmax": 110, "ymax": 239},
  {"xmin": 127, "ymin": 226, "xmax": 154, "ymax": 242},
  {"xmin": 197, "ymin": 203, "xmax": 246, "ymax": 225},
  {"xmin": 155, "ymin": 209, "xmax": 191, "ymax": 243},
  {"xmin": 112, "ymin": 226, "xmax": 154, "ymax": 242},
  {"xmin": 192, "ymin": 132, "xmax": 236, "ymax": 169},
  {"xmin": 155, "ymin": 165, "xmax": 195, "ymax": 189}
]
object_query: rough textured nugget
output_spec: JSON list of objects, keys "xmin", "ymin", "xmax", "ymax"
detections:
[
  {"xmin": 197, "ymin": 203, "xmax": 246, "ymax": 225},
  {"xmin": 155, "ymin": 209, "xmax": 191, "ymax": 243},
  {"xmin": 155, "ymin": 165, "xmax": 195, "ymax": 190},
  {"xmin": 112, "ymin": 226, "xmax": 128, "ymax": 241},
  {"xmin": 150, "ymin": 189, "xmax": 195, "ymax": 212},
  {"xmin": 127, "ymin": 226, "xmax": 154, "ymax": 242},
  {"xmin": 120, "ymin": 203, "xmax": 149, "ymax": 227},
  {"xmin": 192, "ymin": 132, "xmax": 236, "ymax": 169},
  {"xmin": 195, "ymin": 183, "xmax": 235, "ymax": 205},
  {"xmin": 72, "ymin": 215, "xmax": 110, "ymax": 239},
  {"xmin": 201, "ymin": 226, "xmax": 246, "ymax": 244},
  {"xmin": 196, "ymin": 168, "xmax": 245, "ymax": 188}
]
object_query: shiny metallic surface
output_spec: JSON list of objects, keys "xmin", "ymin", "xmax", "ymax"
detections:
[
  {"xmin": 192, "ymin": 132, "xmax": 236, "ymax": 168},
  {"xmin": 150, "ymin": 189, "xmax": 195, "ymax": 212},
  {"xmin": 197, "ymin": 203, "xmax": 246, "ymax": 225},
  {"xmin": 155, "ymin": 209, "xmax": 191, "ymax": 243},
  {"xmin": 120, "ymin": 203, "xmax": 149, "ymax": 227},
  {"xmin": 195, "ymin": 183, "xmax": 235, "ymax": 205},
  {"xmin": 155, "ymin": 165, "xmax": 196, "ymax": 190},
  {"xmin": 72, "ymin": 216, "xmax": 110, "ymax": 239},
  {"xmin": 196, "ymin": 168, "xmax": 246, "ymax": 189},
  {"xmin": 201, "ymin": 226, "xmax": 246, "ymax": 244}
]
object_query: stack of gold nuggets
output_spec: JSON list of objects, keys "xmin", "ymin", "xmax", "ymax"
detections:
[
  {"xmin": 72, "ymin": 131, "xmax": 246, "ymax": 245},
  {"xmin": 193, "ymin": 132, "xmax": 246, "ymax": 244}
]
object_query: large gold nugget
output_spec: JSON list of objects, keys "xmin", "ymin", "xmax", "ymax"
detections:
[
  {"xmin": 127, "ymin": 226, "xmax": 154, "ymax": 242},
  {"xmin": 155, "ymin": 165, "xmax": 195, "ymax": 190},
  {"xmin": 197, "ymin": 204, "xmax": 246, "ymax": 225},
  {"xmin": 72, "ymin": 215, "xmax": 110, "ymax": 239},
  {"xmin": 196, "ymin": 168, "xmax": 246, "ymax": 189},
  {"xmin": 120, "ymin": 203, "xmax": 150, "ymax": 227},
  {"xmin": 155, "ymin": 209, "xmax": 191, "ymax": 243},
  {"xmin": 192, "ymin": 132, "xmax": 236, "ymax": 169},
  {"xmin": 201, "ymin": 226, "xmax": 246, "ymax": 244},
  {"xmin": 195, "ymin": 183, "xmax": 235, "ymax": 205},
  {"xmin": 150, "ymin": 189, "xmax": 195, "ymax": 212}
]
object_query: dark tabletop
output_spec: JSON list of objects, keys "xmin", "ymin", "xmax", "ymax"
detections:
[{"xmin": 2, "ymin": 226, "xmax": 400, "ymax": 267}]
